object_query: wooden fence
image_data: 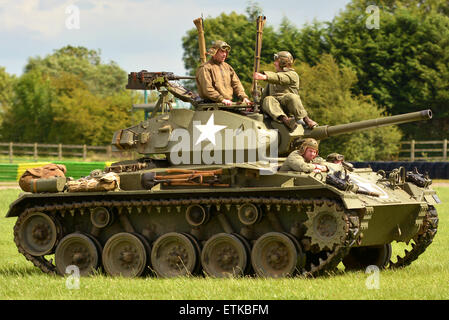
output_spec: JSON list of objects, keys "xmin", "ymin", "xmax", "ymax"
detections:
[
  {"xmin": 0, "ymin": 142, "xmax": 114, "ymax": 163},
  {"xmin": 399, "ymin": 139, "xmax": 448, "ymax": 161},
  {"xmin": 1, "ymin": 140, "xmax": 448, "ymax": 163}
]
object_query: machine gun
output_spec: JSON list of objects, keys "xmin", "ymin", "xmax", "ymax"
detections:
[
  {"xmin": 126, "ymin": 71, "xmax": 195, "ymax": 90},
  {"xmin": 406, "ymin": 167, "xmax": 432, "ymax": 188},
  {"xmin": 126, "ymin": 70, "xmax": 201, "ymax": 108}
]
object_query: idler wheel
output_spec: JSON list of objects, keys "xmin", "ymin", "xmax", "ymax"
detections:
[
  {"xmin": 343, "ymin": 243, "xmax": 392, "ymax": 271},
  {"xmin": 102, "ymin": 232, "xmax": 149, "ymax": 277},
  {"xmin": 17, "ymin": 212, "xmax": 58, "ymax": 256},
  {"xmin": 151, "ymin": 232, "xmax": 198, "ymax": 278},
  {"xmin": 201, "ymin": 233, "xmax": 247, "ymax": 278},
  {"xmin": 251, "ymin": 232, "xmax": 298, "ymax": 278},
  {"xmin": 55, "ymin": 233, "xmax": 100, "ymax": 276}
]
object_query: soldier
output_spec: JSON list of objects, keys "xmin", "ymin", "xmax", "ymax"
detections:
[
  {"xmin": 326, "ymin": 153, "xmax": 345, "ymax": 164},
  {"xmin": 326, "ymin": 152, "xmax": 354, "ymax": 171},
  {"xmin": 196, "ymin": 40, "xmax": 252, "ymax": 106},
  {"xmin": 253, "ymin": 51, "xmax": 317, "ymax": 131},
  {"xmin": 279, "ymin": 138, "xmax": 328, "ymax": 173}
]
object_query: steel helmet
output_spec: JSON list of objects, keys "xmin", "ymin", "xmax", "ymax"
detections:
[
  {"xmin": 274, "ymin": 51, "xmax": 294, "ymax": 68},
  {"xmin": 207, "ymin": 40, "xmax": 231, "ymax": 56}
]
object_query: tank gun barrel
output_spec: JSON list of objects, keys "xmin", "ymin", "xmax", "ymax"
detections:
[{"xmin": 306, "ymin": 109, "xmax": 432, "ymax": 140}]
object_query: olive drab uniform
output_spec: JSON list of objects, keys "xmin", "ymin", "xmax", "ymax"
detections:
[
  {"xmin": 196, "ymin": 60, "xmax": 248, "ymax": 102},
  {"xmin": 261, "ymin": 69, "xmax": 308, "ymax": 121},
  {"xmin": 280, "ymin": 150, "xmax": 343, "ymax": 173},
  {"xmin": 279, "ymin": 150, "xmax": 325, "ymax": 173}
]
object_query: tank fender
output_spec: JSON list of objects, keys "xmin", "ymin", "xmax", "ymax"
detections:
[
  {"xmin": 5, "ymin": 193, "xmax": 30, "ymax": 218},
  {"xmin": 339, "ymin": 194, "xmax": 365, "ymax": 210}
]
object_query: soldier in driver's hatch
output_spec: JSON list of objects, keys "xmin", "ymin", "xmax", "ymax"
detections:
[
  {"xmin": 280, "ymin": 138, "xmax": 341, "ymax": 173},
  {"xmin": 253, "ymin": 51, "xmax": 317, "ymax": 132},
  {"xmin": 196, "ymin": 40, "xmax": 252, "ymax": 106}
]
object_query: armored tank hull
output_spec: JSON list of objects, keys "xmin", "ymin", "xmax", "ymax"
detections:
[{"xmin": 6, "ymin": 159, "xmax": 440, "ymax": 278}]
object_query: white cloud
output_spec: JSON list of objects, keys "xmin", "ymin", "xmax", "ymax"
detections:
[
  {"xmin": 0, "ymin": 0, "xmax": 69, "ymax": 38},
  {"xmin": 0, "ymin": 0, "xmax": 235, "ymax": 39},
  {"xmin": 0, "ymin": 0, "xmax": 352, "ymax": 76}
]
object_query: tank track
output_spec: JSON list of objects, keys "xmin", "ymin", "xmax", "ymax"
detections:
[
  {"xmin": 13, "ymin": 196, "xmax": 360, "ymax": 277},
  {"xmin": 389, "ymin": 205, "xmax": 439, "ymax": 269}
]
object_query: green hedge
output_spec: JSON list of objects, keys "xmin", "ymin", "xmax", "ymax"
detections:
[{"xmin": 0, "ymin": 164, "xmax": 19, "ymax": 181}]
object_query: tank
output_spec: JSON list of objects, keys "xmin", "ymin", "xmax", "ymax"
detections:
[{"xmin": 6, "ymin": 71, "xmax": 439, "ymax": 278}]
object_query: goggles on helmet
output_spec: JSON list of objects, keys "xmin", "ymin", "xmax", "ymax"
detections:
[{"xmin": 220, "ymin": 44, "xmax": 231, "ymax": 52}]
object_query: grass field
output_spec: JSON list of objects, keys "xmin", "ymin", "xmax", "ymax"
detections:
[{"xmin": 0, "ymin": 188, "xmax": 447, "ymax": 300}]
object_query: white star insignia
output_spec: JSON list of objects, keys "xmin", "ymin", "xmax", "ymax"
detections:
[{"xmin": 194, "ymin": 114, "xmax": 227, "ymax": 146}]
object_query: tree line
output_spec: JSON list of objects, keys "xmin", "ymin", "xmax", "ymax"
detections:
[
  {"xmin": 0, "ymin": 46, "xmax": 142, "ymax": 146},
  {"xmin": 1, "ymin": 0, "xmax": 448, "ymax": 160}
]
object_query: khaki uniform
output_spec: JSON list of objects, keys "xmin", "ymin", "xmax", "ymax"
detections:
[
  {"xmin": 261, "ymin": 69, "xmax": 308, "ymax": 120},
  {"xmin": 280, "ymin": 151, "xmax": 342, "ymax": 173},
  {"xmin": 196, "ymin": 59, "xmax": 248, "ymax": 102}
]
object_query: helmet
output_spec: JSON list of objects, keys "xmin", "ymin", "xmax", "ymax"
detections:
[
  {"xmin": 207, "ymin": 40, "xmax": 231, "ymax": 56},
  {"xmin": 326, "ymin": 153, "xmax": 344, "ymax": 162},
  {"xmin": 298, "ymin": 138, "xmax": 319, "ymax": 155},
  {"xmin": 274, "ymin": 51, "xmax": 294, "ymax": 68}
]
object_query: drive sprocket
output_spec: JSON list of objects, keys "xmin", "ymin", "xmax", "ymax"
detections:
[{"xmin": 304, "ymin": 201, "xmax": 348, "ymax": 251}]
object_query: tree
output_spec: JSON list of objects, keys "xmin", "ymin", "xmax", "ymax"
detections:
[
  {"xmin": 297, "ymin": 55, "xmax": 402, "ymax": 160},
  {"xmin": 323, "ymin": 0, "xmax": 449, "ymax": 139},
  {"xmin": 0, "ymin": 67, "xmax": 15, "ymax": 106},
  {"xmin": 1, "ymin": 69, "xmax": 54, "ymax": 142},
  {"xmin": 49, "ymin": 79, "xmax": 135, "ymax": 145},
  {"xmin": 0, "ymin": 67, "xmax": 16, "ymax": 131},
  {"xmin": 0, "ymin": 46, "xmax": 140, "ymax": 144},
  {"xmin": 25, "ymin": 45, "xmax": 127, "ymax": 97},
  {"xmin": 276, "ymin": 18, "xmax": 330, "ymax": 67}
]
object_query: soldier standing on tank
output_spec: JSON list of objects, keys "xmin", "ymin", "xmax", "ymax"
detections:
[
  {"xmin": 253, "ymin": 51, "xmax": 317, "ymax": 132},
  {"xmin": 196, "ymin": 40, "xmax": 252, "ymax": 106},
  {"xmin": 280, "ymin": 138, "xmax": 330, "ymax": 173}
]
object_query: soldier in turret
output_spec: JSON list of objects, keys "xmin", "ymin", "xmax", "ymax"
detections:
[
  {"xmin": 196, "ymin": 40, "xmax": 252, "ymax": 106},
  {"xmin": 253, "ymin": 51, "xmax": 317, "ymax": 131}
]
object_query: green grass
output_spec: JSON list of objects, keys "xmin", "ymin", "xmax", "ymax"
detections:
[{"xmin": 0, "ymin": 188, "xmax": 447, "ymax": 300}]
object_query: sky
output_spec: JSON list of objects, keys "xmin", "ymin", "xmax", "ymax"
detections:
[{"xmin": 0, "ymin": 0, "xmax": 352, "ymax": 77}]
